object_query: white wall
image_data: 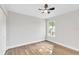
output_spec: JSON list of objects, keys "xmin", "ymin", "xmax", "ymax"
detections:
[
  {"xmin": 47, "ymin": 10, "xmax": 79, "ymax": 51},
  {"xmin": 6, "ymin": 11, "xmax": 45, "ymax": 49},
  {"xmin": 0, "ymin": 5, "xmax": 7, "ymax": 15},
  {"xmin": 0, "ymin": 7, "xmax": 6, "ymax": 55}
]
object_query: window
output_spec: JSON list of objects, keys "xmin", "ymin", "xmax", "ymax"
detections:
[{"xmin": 47, "ymin": 20, "xmax": 55, "ymax": 38}]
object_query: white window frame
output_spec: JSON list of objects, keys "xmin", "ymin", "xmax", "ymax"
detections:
[{"xmin": 46, "ymin": 19, "xmax": 56, "ymax": 39}]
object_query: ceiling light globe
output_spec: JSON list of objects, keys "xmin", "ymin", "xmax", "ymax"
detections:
[{"xmin": 44, "ymin": 10, "xmax": 48, "ymax": 13}]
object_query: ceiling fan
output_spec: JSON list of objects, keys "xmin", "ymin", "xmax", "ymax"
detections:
[{"xmin": 38, "ymin": 4, "xmax": 55, "ymax": 14}]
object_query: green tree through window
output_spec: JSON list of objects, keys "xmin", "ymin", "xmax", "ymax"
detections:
[{"xmin": 47, "ymin": 20, "xmax": 55, "ymax": 37}]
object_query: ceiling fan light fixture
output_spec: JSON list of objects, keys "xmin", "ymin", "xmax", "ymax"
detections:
[
  {"xmin": 38, "ymin": 4, "xmax": 55, "ymax": 14},
  {"xmin": 44, "ymin": 10, "xmax": 48, "ymax": 13}
]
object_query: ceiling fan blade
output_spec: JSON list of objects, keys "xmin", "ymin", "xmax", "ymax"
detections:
[
  {"xmin": 44, "ymin": 4, "xmax": 48, "ymax": 8},
  {"xmin": 49, "ymin": 7, "xmax": 55, "ymax": 10},
  {"xmin": 38, "ymin": 8, "xmax": 42, "ymax": 10}
]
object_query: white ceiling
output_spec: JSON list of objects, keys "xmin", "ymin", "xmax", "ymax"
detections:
[{"xmin": 6, "ymin": 4, "xmax": 79, "ymax": 19}]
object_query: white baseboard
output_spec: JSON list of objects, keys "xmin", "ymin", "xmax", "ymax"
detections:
[
  {"xmin": 6, "ymin": 39, "xmax": 79, "ymax": 52},
  {"xmin": 47, "ymin": 39, "xmax": 79, "ymax": 52},
  {"xmin": 6, "ymin": 39, "xmax": 44, "ymax": 50}
]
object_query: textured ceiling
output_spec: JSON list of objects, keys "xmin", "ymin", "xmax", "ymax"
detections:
[{"xmin": 6, "ymin": 4, "xmax": 79, "ymax": 19}]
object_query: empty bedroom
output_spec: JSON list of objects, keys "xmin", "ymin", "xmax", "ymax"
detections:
[{"xmin": 0, "ymin": 4, "xmax": 79, "ymax": 55}]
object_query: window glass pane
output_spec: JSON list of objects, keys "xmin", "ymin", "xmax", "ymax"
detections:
[{"xmin": 47, "ymin": 20, "xmax": 55, "ymax": 38}]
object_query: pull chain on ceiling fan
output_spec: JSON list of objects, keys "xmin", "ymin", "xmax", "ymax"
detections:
[{"xmin": 38, "ymin": 4, "xmax": 55, "ymax": 14}]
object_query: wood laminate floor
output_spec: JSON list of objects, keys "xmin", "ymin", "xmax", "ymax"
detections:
[{"xmin": 5, "ymin": 40, "xmax": 79, "ymax": 55}]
